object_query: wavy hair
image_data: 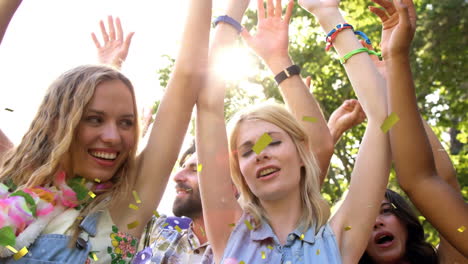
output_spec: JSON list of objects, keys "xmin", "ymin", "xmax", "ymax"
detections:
[
  {"xmin": 359, "ymin": 189, "xmax": 438, "ymax": 264},
  {"xmin": 228, "ymin": 103, "xmax": 330, "ymax": 233},
  {"xmin": 0, "ymin": 65, "xmax": 140, "ymax": 242}
]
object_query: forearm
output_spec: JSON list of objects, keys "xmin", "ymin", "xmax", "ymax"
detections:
[
  {"xmin": 386, "ymin": 56, "xmax": 437, "ymax": 190},
  {"xmin": 312, "ymin": 9, "xmax": 387, "ymax": 120},
  {"xmin": 422, "ymin": 120, "xmax": 460, "ymax": 191},
  {"xmin": 0, "ymin": 0, "xmax": 22, "ymax": 45}
]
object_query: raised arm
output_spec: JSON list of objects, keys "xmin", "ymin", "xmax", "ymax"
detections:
[
  {"xmin": 375, "ymin": 0, "xmax": 468, "ymax": 256},
  {"xmin": 110, "ymin": 0, "xmax": 212, "ymax": 237},
  {"xmin": 91, "ymin": 16, "xmax": 135, "ymax": 69},
  {"xmin": 241, "ymin": 0, "xmax": 334, "ymax": 182},
  {"xmin": 299, "ymin": 0, "xmax": 391, "ymax": 262},
  {"xmin": 196, "ymin": 0, "xmax": 250, "ymax": 262},
  {"xmin": 0, "ymin": 0, "xmax": 22, "ymax": 45}
]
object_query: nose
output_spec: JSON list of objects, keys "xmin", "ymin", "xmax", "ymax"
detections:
[
  {"xmin": 101, "ymin": 122, "xmax": 121, "ymax": 145},
  {"xmin": 255, "ymin": 150, "xmax": 271, "ymax": 162},
  {"xmin": 373, "ymin": 215, "xmax": 385, "ymax": 229},
  {"xmin": 173, "ymin": 169, "xmax": 187, "ymax": 183}
]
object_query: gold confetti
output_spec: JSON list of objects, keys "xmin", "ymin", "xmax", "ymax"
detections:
[
  {"xmin": 300, "ymin": 234, "xmax": 304, "ymax": 240},
  {"xmin": 252, "ymin": 133, "xmax": 272, "ymax": 155},
  {"xmin": 175, "ymin": 225, "xmax": 182, "ymax": 233},
  {"xmin": 162, "ymin": 223, "xmax": 169, "ymax": 228},
  {"xmin": 200, "ymin": 226, "xmax": 206, "ymax": 237},
  {"xmin": 302, "ymin": 116, "xmax": 317, "ymax": 123},
  {"xmin": 6, "ymin": 245, "xmax": 17, "ymax": 253},
  {"xmin": 77, "ymin": 216, "xmax": 83, "ymax": 220},
  {"xmin": 91, "ymin": 252, "xmax": 98, "ymax": 261},
  {"xmin": 129, "ymin": 204, "xmax": 139, "ymax": 210},
  {"xmin": 244, "ymin": 220, "xmax": 253, "ymax": 230},
  {"xmin": 380, "ymin": 112, "xmax": 400, "ymax": 133},
  {"xmin": 267, "ymin": 245, "xmax": 273, "ymax": 250},
  {"xmin": 458, "ymin": 226, "xmax": 466, "ymax": 233},
  {"xmin": 316, "ymin": 249, "xmax": 320, "ymax": 255},
  {"xmin": 391, "ymin": 203, "xmax": 397, "ymax": 209},
  {"xmin": 153, "ymin": 210, "xmax": 160, "ymax": 218},
  {"xmin": 127, "ymin": 221, "xmax": 139, "ymax": 229},
  {"xmin": 239, "ymin": 261, "xmax": 245, "ymax": 264},
  {"xmin": 197, "ymin": 164, "xmax": 203, "ymax": 172},
  {"xmin": 94, "ymin": 178, "xmax": 101, "ymax": 183},
  {"xmin": 228, "ymin": 223, "xmax": 236, "ymax": 227},
  {"xmin": 13, "ymin": 247, "xmax": 28, "ymax": 260},
  {"xmin": 132, "ymin": 190, "xmax": 141, "ymax": 204},
  {"xmin": 261, "ymin": 251, "xmax": 266, "ymax": 259},
  {"xmin": 4, "ymin": 108, "xmax": 13, "ymax": 112},
  {"xmin": 344, "ymin": 226, "xmax": 351, "ymax": 231},
  {"xmin": 88, "ymin": 191, "xmax": 96, "ymax": 199}
]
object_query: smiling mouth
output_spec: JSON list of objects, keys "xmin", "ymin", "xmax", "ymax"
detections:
[
  {"xmin": 176, "ymin": 188, "xmax": 193, "ymax": 195},
  {"xmin": 89, "ymin": 151, "xmax": 119, "ymax": 161},
  {"xmin": 257, "ymin": 168, "xmax": 280, "ymax": 178}
]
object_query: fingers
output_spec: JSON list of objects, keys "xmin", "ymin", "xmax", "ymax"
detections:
[
  {"xmin": 91, "ymin": 32, "xmax": 102, "ymax": 49},
  {"xmin": 116, "ymin": 17, "xmax": 124, "ymax": 41},
  {"xmin": 99, "ymin": 20, "xmax": 109, "ymax": 43},
  {"xmin": 267, "ymin": 0, "xmax": 275, "ymax": 17},
  {"xmin": 393, "ymin": 0, "xmax": 411, "ymax": 30},
  {"xmin": 257, "ymin": 0, "xmax": 265, "ymax": 20},
  {"xmin": 107, "ymin": 15, "xmax": 116, "ymax": 41},
  {"xmin": 371, "ymin": 0, "xmax": 396, "ymax": 15},
  {"xmin": 275, "ymin": 0, "xmax": 282, "ymax": 18},
  {"xmin": 124, "ymin": 32, "xmax": 135, "ymax": 53},
  {"xmin": 368, "ymin": 6, "xmax": 389, "ymax": 23},
  {"xmin": 284, "ymin": 0, "xmax": 294, "ymax": 23}
]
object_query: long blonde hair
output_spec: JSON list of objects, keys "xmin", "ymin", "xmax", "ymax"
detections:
[
  {"xmin": 228, "ymin": 103, "xmax": 330, "ymax": 233},
  {"xmin": 0, "ymin": 65, "xmax": 140, "ymax": 239}
]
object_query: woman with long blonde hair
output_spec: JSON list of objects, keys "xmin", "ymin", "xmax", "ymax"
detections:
[
  {"xmin": 196, "ymin": 0, "xmax": 392, "ymax": 262},
  {"xmin": 0, "ymin": 0, "xmax": 212, "ymax": 262}
]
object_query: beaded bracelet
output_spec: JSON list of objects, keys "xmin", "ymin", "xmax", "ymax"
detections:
[
  {"xmin": 213, "ymin": 15, "xmax": 243, "ymax": 34},
  {"xmin": 325, "ymin": 23, "xmax": 373, "ymax": 52},
  {"xmin": 340, "ymin": 47, "xmax": 382, "ymax": 64}
]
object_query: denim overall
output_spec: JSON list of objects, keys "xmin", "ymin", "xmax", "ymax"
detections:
[{"xmin": 1, "ymin": 211, "xmax": 101, "ymax": 264}]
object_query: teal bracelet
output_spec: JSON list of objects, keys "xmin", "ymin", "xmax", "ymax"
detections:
[{"xmin": 340, "ymin": 47, "xmax": 382, "ymax": 64}]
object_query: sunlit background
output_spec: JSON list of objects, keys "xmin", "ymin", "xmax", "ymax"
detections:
[{"xmin": 0, "ymin": 0, "xmax": 259, "ymax": 215}]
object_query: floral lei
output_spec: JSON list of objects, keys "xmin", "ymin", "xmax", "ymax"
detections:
[{"xmin": 0, "ymin": 171, "xmax": 110, "ymax": 248}]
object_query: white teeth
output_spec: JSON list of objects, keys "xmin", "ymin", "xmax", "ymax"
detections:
[
  {"xmin": 259, "ymin": 168, "xmax": 278, "ymax": 177},
  {"xmin": 90, "ymin": 151, "xmax": 117, "ymax": 160}
]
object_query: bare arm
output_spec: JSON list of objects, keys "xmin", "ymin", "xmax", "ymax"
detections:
[
  {"xmin": 299, "ymin": 0, "xmax": 391, "ymax": 262},
  {"xmin": 380, "ymin": 0, "xmax": 468, "ymax": 256},
  {"xmin": 242, "ymin": 0, "xmax": 334, "ymax": 183},
  {"xmin": 110, "ymin": 0, "xmax": 212, "ymax": 237},
  {"xmin": 196, "ymin": 0, "xmax": 250, "ymax": 262},
  {"xmin": 0, "ymin": 0, "xmax": 22, "ymax": 45}
]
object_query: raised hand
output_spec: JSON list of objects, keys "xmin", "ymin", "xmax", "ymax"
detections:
[
  {"xmin": 328, "ymin": 99, "xmax": 367, "ymax": 144},
  {"xmin": 91, "ymin": 16, "xmax": 135, "ymax": 69},
  {"xmin": 241, "ymin": 0, "xmax": 294, "ymax": 65},
  {"xmin": 369, "ymin": 0, "xmax": 416, "ymax": 59}
]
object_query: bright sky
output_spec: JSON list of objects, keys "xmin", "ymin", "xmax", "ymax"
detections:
[{"xmin": 0, "ymin": 0, "xmax": 206, "ymax": 215}]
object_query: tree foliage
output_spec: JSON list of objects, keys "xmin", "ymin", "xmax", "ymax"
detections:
[{"xmin": 155, "ymin": 0, "xmax": 467, "ymax": 247}]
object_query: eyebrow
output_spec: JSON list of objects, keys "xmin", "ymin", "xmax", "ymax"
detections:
[
  {"xmin": 87, "ymin": 109, "xmax": 135, "ymax": 118},
  {"xmin": 238, "ymin": 131, "xmax": 281, "ymax": 149}
]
